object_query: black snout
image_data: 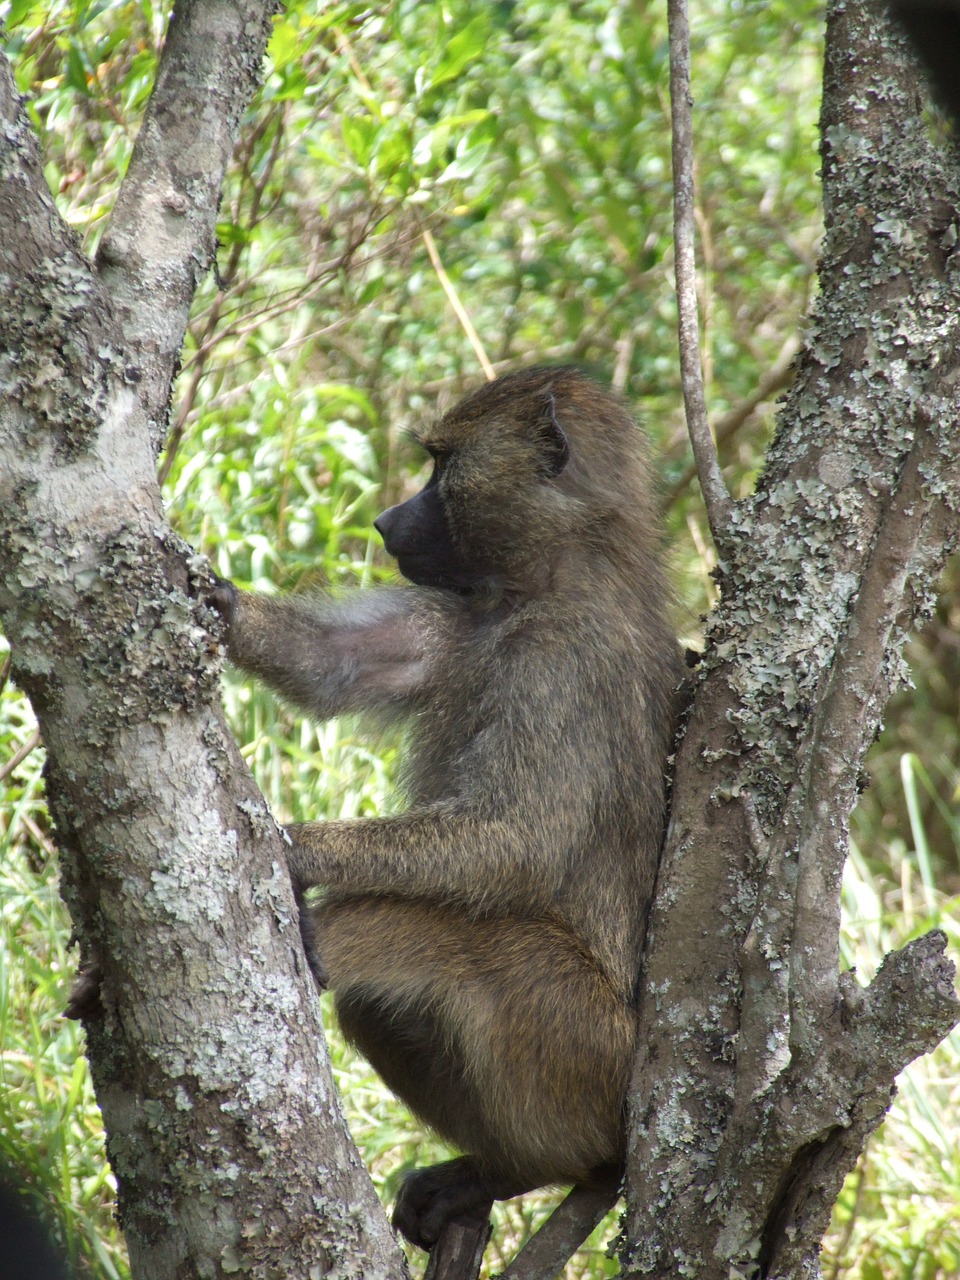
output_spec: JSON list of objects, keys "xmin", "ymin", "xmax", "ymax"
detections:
[
  {"xmin": 372, "ymin": 506, "xmax": 394, "ymax": 545},
  {"xmin": 374, "ymin": 487, "xmax": 444, "ymax": 560},
  {"xmin": 374, "ymin": 483, "xmax": 472, "ymax": 590}
]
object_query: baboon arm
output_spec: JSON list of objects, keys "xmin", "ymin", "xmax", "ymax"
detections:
[
  {"xmin": 223, "ymin": 587, "xmax": 451, "ymax": 719},
  {"xmin": 286, "ymin": 808, "xmax": 574, "ymax": 914}
]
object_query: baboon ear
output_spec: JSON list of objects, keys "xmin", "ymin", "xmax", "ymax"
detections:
[{"xmin": 530, "ymin": 391, "xmax": 570, "ymax": 478}]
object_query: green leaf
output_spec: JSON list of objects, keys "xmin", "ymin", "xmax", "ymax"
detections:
[
  {"xmin": 64, "ymin": 43, "xmax": 91, "ymax": 96},
  {"xmin": 6, "ymin": 0, "xmax": 37, "ymax": 29},
  {"xmin": 373, "ymin": 121, "xmax": 414, "ymax": 183},
  {"xmin": 426, "ymin": 14, "xmax": 488, "ymax": 92},
  {"xmin": 215, "ymin": 221, "xmax": 250, "ymax": 247},
  {"xmin": 341, "ymin": 114, "xmax": 378, "ymax": 167}
]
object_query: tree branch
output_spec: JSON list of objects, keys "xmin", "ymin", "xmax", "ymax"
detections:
[
  {"xmin": 420, "ymin": 1177, "xmax": 619, "ymax": 1279},
  {"xmin": 424, "ymin": 1218, "xmax": 492, "ymax": 1280},
  {"xmin": 0, "ymin": 54, "xmax": 120, "ymax": 450},
  {"xmin": 667, "ymin": 0, "xmax": 734, "ymax": 545},
  {"xmin": 499, "ymin": 1184, "xmax": 619, "ymax": 1280},
  {"xmin": 624, "ymin": 0, "xmax": 960, "ymax": 1273},
  {"xmin": 787, "ymin": 422, "xmax": 954, "ymax": 1047},
  {"xmin": 758, "ymin": 931, "xmax": 959, "ymax": 1278},
  {"xmin": 0, "ymin": 20, "xmax": 406, "ymax": 1280},
  {"xmin": 95, "ymin": 0, "xmax": 279, "ymax": 453}
]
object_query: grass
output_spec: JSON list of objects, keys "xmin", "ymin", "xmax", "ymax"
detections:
[
  {"xmin": 822, "ymin": 840, "xmax": 960, "ymax": 1280},
  {"xmin": 0, "ymin": 680, "xmax": 126, "ymax": 1280}
]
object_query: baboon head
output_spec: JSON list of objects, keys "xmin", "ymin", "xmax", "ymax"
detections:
[{"xmin": 374, "ymin": 367, "xmax": 652, "ymax": 595}]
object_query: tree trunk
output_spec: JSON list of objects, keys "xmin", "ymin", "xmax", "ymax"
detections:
[
  {"xmin": 624, "ymin": 1, "xmax": 960, "ymax": 1275},
  {"xmin": 0, "ymin": 6, "xmax": 405, "ymax": 1277}
]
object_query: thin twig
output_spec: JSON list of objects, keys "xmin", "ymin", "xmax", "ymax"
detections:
[
  {"xmin": 421, "ymin": 227, "xmax": 496, "ymax": 381},
  {"xmin": 665, "ymin": 336, "xmax": 800, "ymax": 503},
  {"xmin": 0, "ymin": 727, "xmax": 42, "ymax": 783},
  {"xmin": 667, "ymin": 0, "xmax": 733, "ymax": 542}
]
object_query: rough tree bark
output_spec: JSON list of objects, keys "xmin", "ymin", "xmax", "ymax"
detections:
[
  {"xmin": 0, "ymin": 2, "xmax": 958, "ymax": 1280},
  {"xmin": 0, "ymin": 4, "xmax": 405, "ymax": 1278},
  {"xmin": 624, "ymin": 1, "xmax": 960, "ymax": 1277}
]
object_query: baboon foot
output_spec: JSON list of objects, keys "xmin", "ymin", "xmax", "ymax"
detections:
[{"xmin": 392, "ymin": 1157, "xmax": 514, "ymax": 1250}]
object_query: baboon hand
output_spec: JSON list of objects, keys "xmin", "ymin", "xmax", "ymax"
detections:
[
  {"xmin": 65, "ymin": 961, "xmax": 104, "ymax": 1020},
  {"xmin": 206, "ymin": 574, "xmax": 238, "ymax": 637}
]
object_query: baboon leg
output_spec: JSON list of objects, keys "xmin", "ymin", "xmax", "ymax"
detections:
[
  {"xmin": 336, "ymin": 991, "xmax": 513, "ymax": 1247},
  {"xmin": 317, "ymin": 894, "xmax": 636, "ymax": 1239},
  {"xmin": 334, "ymin": 983, "xmax": 492, "ymax": 1164}
]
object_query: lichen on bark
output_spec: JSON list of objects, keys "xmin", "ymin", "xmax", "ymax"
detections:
[
  {"xmin": 0, "ymin": 6, "xmax": 407, "ymax": 1277},
  {"xmin": 623, "ymin": 0, "xmax": 960, "ymax": 1276}
]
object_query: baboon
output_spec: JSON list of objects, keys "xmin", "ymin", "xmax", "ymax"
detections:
[{"xmin": 213, "ymin": 366, "xmax": 684, "ymax": 1249}]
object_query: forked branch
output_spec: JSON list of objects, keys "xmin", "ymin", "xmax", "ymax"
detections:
[
  {"xmin": 95, "ymin": 0, "xmax": 277, "ymax": 450},
  {"xmin": 424, "ymin": 1182, "xmax": 619, "ymax": 1280}
]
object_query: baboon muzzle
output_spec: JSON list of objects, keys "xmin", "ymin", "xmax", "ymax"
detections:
[{"xmin": 375, "ymin": 483, "xmax": 472, "ymax": 590}]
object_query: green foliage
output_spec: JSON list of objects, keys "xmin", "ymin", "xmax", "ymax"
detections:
[
  {"xmin": 3, "ymin": 0, "xmax": 166, "ymax": 242},
  {"xmin": 0, "ymin": 673, "xmax": 126, "ymax": 1279},
  {"xmin": 824, "ymin": 843, "xmax": 960, "ymax": 1279},
  {"xmin": 1, "ymin": 0, "xmax": 958, "ymax": 1276}
]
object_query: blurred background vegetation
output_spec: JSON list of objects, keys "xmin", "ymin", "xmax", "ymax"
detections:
[{"xmin": 1, "ymin": 0, "xmax": 958, "ymax": 1275}]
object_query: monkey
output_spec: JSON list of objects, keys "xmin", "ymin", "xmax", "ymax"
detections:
[{"xmin": 212, "ymin": 366, "xmax": 685, "ymax": 1251}]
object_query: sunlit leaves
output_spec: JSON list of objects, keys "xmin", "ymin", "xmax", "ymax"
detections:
[{"xmin": 3, "ymin": 0, "xmax": 167, "ymax": 243}]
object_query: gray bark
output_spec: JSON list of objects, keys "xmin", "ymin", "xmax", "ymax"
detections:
[
  {"xmin": 0, "ymin": 6, "xmax": 405, "ymax": 1278},
  {"xmin": 623, "ymin": 1, "xmax": 960, "ymax": 1276}
]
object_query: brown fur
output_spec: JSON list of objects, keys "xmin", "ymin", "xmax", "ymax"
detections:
[{"xmin": 220, "ymin": 367, "xmax": 683, "ymax": 1245}]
